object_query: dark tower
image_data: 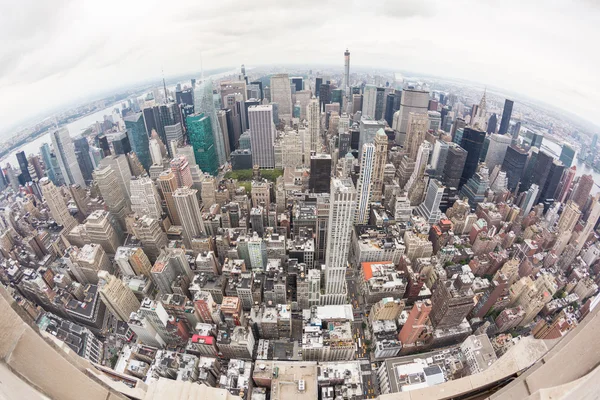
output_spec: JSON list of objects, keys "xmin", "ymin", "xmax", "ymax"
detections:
[
  {"xmin": 459, "ymin": 127, "xmax": 486, "ymax": 188},
  {"xmin": 16, "ymin": 151, "xmax": 31, "ymax": 183},
  {"xmin": 499, "ymin": 99, "xmax": 514, "ymax": 135}
]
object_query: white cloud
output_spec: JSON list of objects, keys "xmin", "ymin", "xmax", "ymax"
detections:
[{"xmin": 0, "ymin": 0, "xmax": 598, "ymax": 135}]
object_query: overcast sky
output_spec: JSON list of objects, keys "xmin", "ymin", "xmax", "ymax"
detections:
[{"xmin": 1, "ymin": 0, "xmax": 599, "ymax": 137}]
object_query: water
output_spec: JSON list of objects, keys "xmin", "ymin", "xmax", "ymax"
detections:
[
  {"xmin": 1, "ymin": 68, "xmax": 240, "ymax": 168},
  {"xmin": 541, "ymin": 138, "xmax": 600, "ymax": 194},
  {"xmin": 2, "ymin": 103, "xmax": 125, "ymax": 167}
]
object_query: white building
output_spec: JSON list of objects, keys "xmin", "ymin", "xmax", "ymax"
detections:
[
  {"xmin": 249, "ymin": 105, "xmax": 276, "ymax": 168},
  {"xmin": 355, "ymin": 143, "xmax": 375, "ymax": 225},
  {"xmin": 323, "ymin": 178, "xmax": 356, "ymax": 305}
]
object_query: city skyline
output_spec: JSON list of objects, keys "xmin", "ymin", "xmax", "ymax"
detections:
[
  {"xmin": 2, "ymin": 0, "xmax": 600, "ymax": 136},
  {"xmin": 1, "ymin": 3, "xmax": 600, "ymax": 399}
]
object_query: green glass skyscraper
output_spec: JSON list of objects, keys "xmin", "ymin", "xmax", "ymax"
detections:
[{"xmin": 187, "ymin": 113, "xmax": 218, "ymax": 176}]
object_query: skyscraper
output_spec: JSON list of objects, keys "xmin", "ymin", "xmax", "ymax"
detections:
[
  {"xmin": 309, "ymin": 154, "xmax": 332, "ymax": 193},
  {"xmin": 429, "ymin": 272, "xmax": 475, "ymax": 329},
  {"xmin": 97, "ymin": 271, "xmax": 140, "ymax": 322},
  {"xmin": 50, "ymin": 127, "xmax": 86, "ymax": 187},
  {"xmin": 73, "ymin": 137, "xmax": 95, "ymax": 183},
  {"xmin": 559, "ymin": 144, "xmax": 575, "ymax": 168},
  {"xmin": 415, "ymin": 179, "xmax": 445, "ymax": 224},
  {"xmin": 307, "ymin": 97, "xmax": 321, "ymax": 153},
  {"xmin": 557, "ymin": 166, "xmax": 577, "ymax": 203},
  {"xmin": 355, "ymin": 143, "xmax": 375, "ymax": 225},
  {"xmin": 459, "ymin": 127, "xmax": 486, "ymax": 188},
  {"xmin": 194, "ymin": 78, "xmax": 226, "ymax": 166},
  {"xmin": 484, "ymin": 133, "xmax": 512, "ymax": 171},
  {"xmin": 248, "ymin": 105, "xmax": 276, "ymax": 168},
  {"xmin": 501, "ymin": 145, "xmax": 528, "ymax": 192},
  {"xmin": 130, "ymin": 177, "xmax": 162, "ymax": 220},
  {"xmin": 270, "ymin": 74, "xmax": 293, "ymax": 124},
  {"xmin": 362, "ymin": 84, "xmax": 377, "ymax": 119},
  {"xmin": 187, "ymin": 113, "xmax": 218, "ymax": 176},
  {"xmin": 392, "ymin": 89, "xmax": 429, "ymax": 145},
  {"xmin": 371, "ymin": 129, "xmax": 388, "ymax": 202},
  {"xmin": 124, "ymin": 112, "xmax": 151, "ymax": 171},
  {"xmin": 538, "ymin": 160, "xmax": 565, "ymax": 206},
  {"xmin": 323, "ymin": 178, "xmax": 356, "ymax": 305},
  {"xmin": 398, "ymin": 300, "xmax": 432, "ymax": 346},
  {"xmin": 173, "ymin": 187, "xmax": 205, "ymax": 246},
  {"xmin": 40, "ymin": 177, "xmax": 77, "ymax": 233},
  {"xmin": 572, "ymin": 174, "xmax": 594, "ymax": 210},
  {"xmin": 404, "ymin": 113, "xmax": 429, "ymax": 161},
  {"xmin": 40, "ymin": 143, "xmax": 62, "ymax": 185},
  {"xmin": 158, "ymin": 171, "xmax": 181, "ymax": 225},
  {"xmin": 486, "ymin": 113, "xmax": 498, "ymax": 134},
  {"xmin": 15, "ymin": 151, "xmax": 31, "ymax": 183},
  {"xmin": 499, "ymin": 99, "xmax": 514, "ymax": 135},
  {"xmin": 442, "ymin": 143, "xmax": 467, "ymax": 189},
  {"xmin": 93, "ymin": 166, "xmax": 131, "ymax": 230},
  {"xmin": 343, "ymin": 49, "xmax": 350, "ymax": 96}
]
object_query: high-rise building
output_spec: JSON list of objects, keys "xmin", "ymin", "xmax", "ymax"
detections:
[
  {"xmin": 371, "ymin": 129, "xmax": 388, "ymax": 202},
  {"xmin": 248, "ymin": 105, "xmax": 276, "ymax": 168},
  {"xmin": 84, "ymin": 210, "xmax": 123, "ymax": 255},
  {"xmin": 130, "ymin": 177, "xmax": 162, "ymax": 220},
  {"xmin": 572, "ymin": 174, "xmax": 594, "ymax": 210},
  {"xmin": 384, "ymin": 92, "xmax": 400, "ymax": 127},
  {"xmin": 173, "ymin": 187, "xmax": 205, "ymax": 246},
  {"xmin": 170, "ymin": 156, "xmax": 193, "ymax": 188},
  {"xmin": 501, "ymin": 145, "xmax": 528, "ymax": 192},
  {"xmin": 71, "ymin": 243, "xmax": 113, "ymax": 284},
  {"xmin": 538, "ymin": 160, "xmax": 565, "ymax": 205},
  {"xmin": 575, "ymin": 197, "xmax": 600, "ymax": 251},
  {"xmin": 40, "ymin": 143, "xmax": 62, "ymax": 185},
  {"xmin": 559, "ymin": 144, "xmax": 575, "ymax": 168},
  {"xmin": 358, "ymin": 118, "xmax": 385, "ymax": 160},
  {"xmin": 398, "ymin": 300, "xmax": 432, "ymax": 346},
  {"xmin": 498, "ymin": 99, "xmax": 514, "ymax": 135},
  {"xmin": 309, "ymin": 154, "xmax": 332, "ymax": 193},
  {"xmin": 343, "ymin": 49, "xmax": 350, "ymax": 95},
  {"xmin": 130, "ymin": 216, "xmax": 168, "ymax": 262},
  {"xmin": 270, "ymin": 74, "xmax": 293, "ymax": 123},
  {"xmin": 484, "ymin": 133, "xmax": 512, "ymax": 170},
  {"xmin": 442, "ymin": 143, "xmax": 467, "ymax": 189},
  {"xmin": 557, "ymin": 200, "xmax": 581, "ymax": 233},
  {"xmin": 404, "ymin": 113, "xmax": 429, "ymax": 161},
  {"xmin": 459, "ymin": 127, "xmax": 486, "ymax": 188},
  {"xmin": 50, "ymin": 127, "xmax": 86, "ymax": 187},
  {"xmin": 194, "ymin": 79, "xmax": 226, "ymax": 166},
  {"xmin": 307, "ymin": 98, "xmax": 321, "ymax": 153},
  {"xmin": 521, "ymin": 184, "xmax": 539, "ymax": 215},
  {"xmin": 486, "ymin": 113, "xmax": 498, "ymax": 134},
  {"xmin": 187, "ymin": 113, "xmax": 219, "ymax": 176},
  {"xmin": 392, "ymin": 89, "xmax": 429, "ymax": 144},
  {"xmin": 40, "ymin": 177, "xmax": 77, "ymax": 233},
  {"xmin": 16, "ymin": 151, "xmax": 31, "ymax": 183},
  {"xmin": 429, "ymin": 272, "xmax": 475, "ymax": 329},
  {"xmin": 323, "ymin": 178, "xmax": 356, "ymax": 305},
  {"xmin": 93, "ymin": 166, "xmax": 131, "ymax": 230},
  {"xmin": 158, "ymin": 171, "xmax": 180, "ymax": 225},
  {"xmin": 557, "ymin": 166, "xmax": 577, "ymax": 203},
  {"xmin": 114, "ymin": 246, "xmax": 152, "ymax": 277},
  {"xmin": 362, "ymin": 84, "xmax": 378, "ymax": 119},
  {"xmin": 98, "ymin": 155, "xmax": 132, "ymax": 197},
  {"xmin": 355, "ymin": 144, "xmax": 375, "ymax": 225},
  {"xmin": 97, "ymin": 271, "xmax": 140, "ymax": 321},
  {"xmin": 111, "ymin": 132, "xmax": 131, "ymax": 155},
  {"xmin": 415, "ymin": 179, "xmax": 445, "ymax": 224},
  {"xmin": 72, "ymin": 137, "xmax": 94, "ymax": 183}
]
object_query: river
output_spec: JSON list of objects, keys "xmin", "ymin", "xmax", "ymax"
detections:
[
  {"xmin": 1, "ymin": 68, "xmax": 239, "ymax": 167},
  {"xmin": 540, "ymin": 137, "xmax": 600, "ymax": 194}
]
